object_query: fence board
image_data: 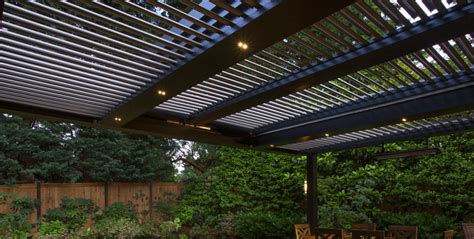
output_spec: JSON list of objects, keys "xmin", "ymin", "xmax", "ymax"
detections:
[
  {"xmin": 40, "ymin": 183, "xmax": 106, "ymax": 217},
  {"xmin": 108, "ymin": 183, "xmax": 151, "ymax": 219},
  {"xmin": 0, "ymin": 182, "xmax": 183, "ymax": 223},
  {"xmin": 151, "ymin": 182, "xmax": 183, "ymax": 220}
]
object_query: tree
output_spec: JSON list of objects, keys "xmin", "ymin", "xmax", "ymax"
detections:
[{"xmin": 0, "ymin": 114, "xmax": 178, "ymax": 183}]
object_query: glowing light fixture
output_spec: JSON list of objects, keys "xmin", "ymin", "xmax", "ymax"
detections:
[
  {"xmin": 237, "ymin": 41, "xmax": 248, "ymax": 50},
  {"xmin": 158, "ymin": 90, "xmax": 166, "ymax": 96},
  {"xmin": 114, "ymin": 117, "xmax": 122, "ymax": 122},
  {"xmin": 324, "ymin": 133, "xmax": 330, "ymax": 137},
  {"xmin": 402, "ymin": 118, "xmax": 408, "ymax": 122}
]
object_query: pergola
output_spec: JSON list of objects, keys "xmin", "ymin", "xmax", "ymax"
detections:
[{"xmin": 1, "ymin": 0, "xmax": 473, "ymax": 232}]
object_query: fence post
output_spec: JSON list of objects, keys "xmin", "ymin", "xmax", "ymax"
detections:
[
  {"xmin": 104, "ymin": 182, "xmax": 109, "ymax": 208},
  {"xmin": 149, "ymin": 182, "xmax": 153, "ymax": 220},
  {"xmin": 35, "ymin": 181, "xmax": 41, "ymax": 221}
]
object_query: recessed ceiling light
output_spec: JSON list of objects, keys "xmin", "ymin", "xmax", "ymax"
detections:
[
  {"xmin": 238, "ymin": 41, "xmax": 248, "ymax": 50},
  {"xmin": 158, "ymin": 90, "xmax": 166, "ymax": 96},
  {"xmin": 114, "ymin": 117, "xmax": 122, "ymax": 122}
]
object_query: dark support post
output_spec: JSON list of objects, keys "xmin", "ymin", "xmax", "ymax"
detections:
[{"xmin": 306, "ymin": 154, "xmax": 318, "ymax": 234}]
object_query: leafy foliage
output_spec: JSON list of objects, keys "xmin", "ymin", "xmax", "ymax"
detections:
[
  {"xmin": 316, "ymin": 132, "xmax": 474, "ymax": 237},
  {"xmin": 95, "ymin": 217, "xmax": 142, "ymax": 238},
  {"xmin": 0, "ymin": 114, "xmax": 177, "ymax": 184},
  {"xmin": 38, "ymin": 220, "xmax": 67, "ymax": 238},
  {"xmin": 0, "ymin": 192, "xmax": 36, "ymax": 238},
  {"xmin": 234, "ymin": 211, "xmax": 303, "ymax": 238},
  {"xmin": 0, "ymin": 213, "xmax": 31, "ymax": 238},
  {"xmin": 178, "ymin": 132, "xmax": 473, "ymax": 238},
  {"xmin": 177, "ymin": 147, "xmax": 305, "ymax": 238},
  {"xmin": 159, "ymin": 218, "xmax": 182, "ymax": 238},
  {"xmin": 42, "ymin": 198, "xmax": 98, "ymax": 232},
  {"xmin": 96, "ymin": 202, "xmax": 137, "ymax": 222}
]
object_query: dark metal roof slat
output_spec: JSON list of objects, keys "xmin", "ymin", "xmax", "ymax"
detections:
[
  {"xmin": 119, "ymin": 1, "xmax": 212, "ymax": 41},
  {"xmin": 210, "ymin": 0, "xmax": 245, "ymax": 16},
  {"xmin": 179, "ymin": 0, "xmax": 233, "ymax": 25},
  {"xmin": 150, "ymin": 1, "xmax": 222, "ymax": 33},
  {"xmin": 326, "ymin": 15, "xmax": 368, "ymax": 45},
  {"xmin": 91, "ymin": 1, "xmax": 201, "ymax": 48}
]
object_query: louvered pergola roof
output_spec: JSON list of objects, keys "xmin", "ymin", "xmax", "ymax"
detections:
[{"xmin": 1, "ymin": 0, "xmax": 473, "ymax": 154}]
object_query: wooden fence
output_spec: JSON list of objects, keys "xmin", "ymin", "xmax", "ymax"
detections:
[{"xmin": 0, "ymin": 182, "xmax": 183, "ymax": 222}]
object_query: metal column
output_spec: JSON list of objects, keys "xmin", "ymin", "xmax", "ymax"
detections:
[{"xmin": 306, "ymin": 153, "xmax": 318, "ymax": 233}]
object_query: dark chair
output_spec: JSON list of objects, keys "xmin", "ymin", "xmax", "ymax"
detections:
[
  {"xmin": 352, "ymin": 224, "xmax": 377, "ymax": 231},
  {"xmin": 303, "ymin": 228, "xmax": 345, "ymax": 239},
  {"xmin": 443, "ymin": 230, "xmax": 454, "ymax": 239},
  {"xmin": 351, "ymin": 230, "xmax": 385, "ymax": 239},
  {"xmin": 463, "ymin": 223, "xmax": 474, "ymax": 239},
  {"xmin": 295, "ymin": 224, "xmax": 311, "ymax": 239},
  {"xmin": 388, "ymin": 225, "xmax": 418, "ymax": 239},
  {"xmin": 315, "ymin": 228, "xmax": 344, "ymax": 239}
]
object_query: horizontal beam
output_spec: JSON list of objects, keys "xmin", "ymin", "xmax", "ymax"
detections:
[
  {"xmin": 373, "ymin": 148, "xmax": 440, "ymax": 160},
  {"xmin": 0, "ymin": 100, "xmax": 299, "ymax": 154},
  {"xmin": 245, "ymin": 73, "xmax": 474, "ymax": 146},
  {"xmin": 146, "ymin": 109, "xmax": 252, "ymax": 135},
  {"xmin": 190, "ymin": 4, "xmax": 474, "ymax": 124},
  {"xmin": 0, "ymin": 100, "xmax": 247, "ymax": 147},
  {"xmin": 100, "ymin": 0, "xmax": 355, "ymax": 126},
  {"xmin": 0, "ymin": 100, "xmax": 96, "ymax": 125},
  {"xmin": 302, "ymin": 117, "xmax": 474, "ymax": 154}
]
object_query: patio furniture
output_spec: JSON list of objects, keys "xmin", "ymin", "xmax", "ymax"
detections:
[
  {"xmin": 443, "ymin": 230, "xmax": 454, "ymax": 239},
  {"xmin": 295, "ymin": 224, "xmax": 311, "ymax": 239},
  {"xmin": 352, "ymin": 224, "xmax": 377, "ymax": 231},
  {"xmin": 351, "ymin": 229, "xmax": 385, "ymax": 239},
  {"xmin": 304, "ymin": 228, "xmax": 344, "ymax": 239},
  {"xmin": 463, "ymin": 223, "xmax": 474, "ymax": 239},
  {"xmin": 388, "ymin": 225, "xmax": 418, "ymax": 239}
]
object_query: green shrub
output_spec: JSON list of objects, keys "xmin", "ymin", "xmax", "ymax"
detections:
[
  {"xmin": 94, "ymin": 217, "xmax": 141, "ymax": 238},
  {"xmin": 0, "ymin": 192, "xmax": 36, "ymax": 238},
  {"xmin": 319, "ymin": 204, "xmax": 371, "ymax": 229},
  {"xmin": 215, "ymin": 213, "xmax": 237, "ymax": 237},
  {"xmin": 138, "ymin": 220, "xmax": 161, "ymax": 238},
  {"xmin": 38, "ymin": 220, "xmax": 67, "ymax": 238},
  {"xmin": 154, "ymin": 201, "xmax": 178, "ymax": 221},
  {"xmin": 160, "ymin": 218, "xmax": 182, "ymax": 238},
  {"xmin": 43, "ymin": 198, "xmax": 97, "ymax": 232},
  {"xmin": 191, "ymin": 223, "xmax": 211, "ymax": 239},
  {"xmin": 97, "ymin": 202, "xmax": 137, "ymax": 222},
  {"xmin": 59, "ymin": 198, "xmax": 98, "ymax": 214},
  {"xmin": 0, "ymin": 213, "xmax": 30, "ymax": 238},
  {"xmin": 234, "ymin": 211, "xmax": 303, "ymax": 239},
  {"xmin": 376, "ymin": 212, "xmax": 456, "ymax": 239}
]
